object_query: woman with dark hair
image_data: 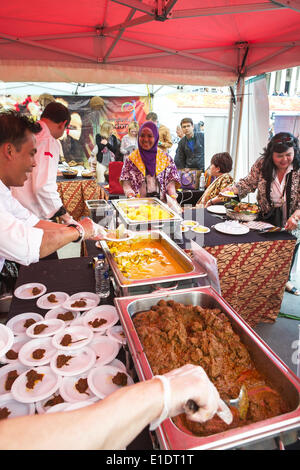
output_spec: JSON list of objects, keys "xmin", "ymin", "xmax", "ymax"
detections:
[
  {"xmin": 224, "ymin": 132, "xmax": 300, "ymax": 295},
  {"xmin": 196, "ymin": 152, "xmax": 233, "ymax": 208},
  {"xmin": 120, "ymin": 121, "xmax": 180, "ymax": 201}
]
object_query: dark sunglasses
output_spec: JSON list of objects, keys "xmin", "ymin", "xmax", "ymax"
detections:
[{"xmin": 271, "ymin": 136, "xmax": 294, "ymax": 145}]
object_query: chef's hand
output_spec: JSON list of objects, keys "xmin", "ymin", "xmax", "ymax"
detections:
[
  {"xmin": 150, "ymin": 364, "xmax": 232, "ymax": 430},
  {"xmin": 285, "ymin": 213, "xmax": 300, "ymax": 231},
  {"xmin": 79, "ymin": 218, "xmax": 107, "ymax": 240},
  {"xmin": 59, "ymin": 213, "xmax": 76, "ymax": 225}
]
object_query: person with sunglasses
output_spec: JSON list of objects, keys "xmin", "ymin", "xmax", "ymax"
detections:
[{"xmin": 223, "ymin": 132, "xmax": 300, "ymax": 295}]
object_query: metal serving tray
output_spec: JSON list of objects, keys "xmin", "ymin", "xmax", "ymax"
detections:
[
  {"xmin": 114, "ymin": 286, "xmax": 300, "ymax": 450},
  {"xmin": 112, "ymin": 197, "xmax": 182, "ymax": 232},
  {"xmin": 100, "ymin": 230, "xmax": 207, "ymax": 296}
]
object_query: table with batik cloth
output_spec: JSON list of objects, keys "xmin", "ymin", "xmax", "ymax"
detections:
[
  {"xmin": 85, "ymin": 207, "xmax": 296, "ymax": 327},
  {"xmin": 57, "ymin": 176, "xmax": 108, "ymax": 221}
]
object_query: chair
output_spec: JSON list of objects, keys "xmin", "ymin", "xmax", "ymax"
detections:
[{"xmin": 108, "ymin": 161, "xmax": 125, "ymax": 198}]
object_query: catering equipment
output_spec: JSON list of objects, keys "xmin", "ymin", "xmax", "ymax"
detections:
[
  {"xmin": 85, "ymin": 199, "xmax": 114, "ymax": 228},
  {"xmin": 114, "ymin": 286, "xmax": 300, "ymax": 450},
  {"xmin": 112, "ymin": 197, "xmax": 182, "ymax": 238},
  {"xmin": 100, "ymin": 231, "xmax": 207, "ymax": 296}
]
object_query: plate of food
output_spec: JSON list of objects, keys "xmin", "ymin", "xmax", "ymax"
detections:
[
  {"xmin": 63, "ymin": 292, "xmax": 100, "ymax": 312},
  {"xmin": 11, "ymin": 366, "xmax": 63, "ymax": 403},
  {"xmin": 59, "ymin": 373, "xmax": 97, "ymax": 403},
  {"xmin": 14, "ymin": 283, "xmax": 47, "ymax": 300},
  {"xmin": 0, "ymin": 396, "xmax": 35, "ymax": 419},
  {"xmin": 87, "ymin": 365, "xmax": 134, "ymax": 399},
  {"xmin": 225, "ymin": 201, "xmax": 260, "ymax": 222},
  {"xmin": 6, "ymin": 312, "xmax": 44, "ymax": 336},
  {"xmin": 103, "ymin": 224, "xmax": 135, "ymax": 242},
  {"xmin": 220, "ymin": 191, "xmax": 238, "ymax": 198},
  {"xmin": 181, "ymin": 220, "xmax": 199, "ymax": 228},
  {"xmin": 0, "ymin": 363, "xmax": 28, "ymax": 399},
  {"xmin": 52, "ymin": 326, "xmax": 93, "ymax": 351},
  {"xmin": 0, "ymin": 336, "xmax": 29, "ymax": 364},
  {"xmin": 0, "ymin": 324, "xmax": 14, "ymax": 359},
  {"xmin": 45, "ymin": 307, "xmax": 80, "ymax": 326},
  {"xmin": 191, "ymin": 225, "xmax": 210, "ymax": 234},
  {"xmin": 18, "ymin": 337, "xmax": 57, "ymax": 367},
  {"xmin": 26, "ymin": 319, "xmax": 65, "ymax": 339},
  {"xmin": 214, "ymin": 221, "xmax": 250, "ymax": 235},
  {"xmin": 36, "ymin": 292, "xmax": 70, "ymax": 310},
  {"xmin": 206, "ymin": 205, "xmax": 227, "ymax": 215},
  {"xmin": 82, "ymin": 306, "xmax": 119, "ymax": 333},
  {"xmin": 35, "ymin": 392, "xmax": 66, "ymax": 414},
  {"xmin": 50, "ymin": 347, "xmax": 96, "ymax": 377}
]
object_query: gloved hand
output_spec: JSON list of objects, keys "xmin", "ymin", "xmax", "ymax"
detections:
[
  {"xmin": 59, "ymin": 213, "xmax": 76, "ymax": 225},
  {"xmin": 79, "ymin": 218, "xmax": 107, "ymax": 240},
  {"xmin": 150, "ymin": 364, "xmax": 232, "ymax": 430}
]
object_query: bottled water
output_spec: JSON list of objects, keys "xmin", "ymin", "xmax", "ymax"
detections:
[
  {"xmin": 199, "ymin": 173, "xmax": 206, "ymax": 191},
  {"xmin": 95, "ymin": 254, "xmax": 110, "ymax": 298}
]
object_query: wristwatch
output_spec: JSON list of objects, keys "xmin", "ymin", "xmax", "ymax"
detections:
[{"xmin": 68, "ymin": 223, "xmax": 84, "ymax": 243}]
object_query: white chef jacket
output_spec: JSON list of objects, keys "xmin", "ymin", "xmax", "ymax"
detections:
[
  {"xmin": 0, "ymin": 180, "xmax": 43, "ymax": 272},
  {"xmin": 12, "ymin": 121, "xmax": 63, "ymax": 219}
]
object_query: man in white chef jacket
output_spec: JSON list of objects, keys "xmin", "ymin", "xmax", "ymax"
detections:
[
  {"xmin": 0, "ymin": 110, "xmax": 105, "ymax": 291},
  {"xmin": 12, "ymin": 101, "xmax": 73, "ymax": 223}
]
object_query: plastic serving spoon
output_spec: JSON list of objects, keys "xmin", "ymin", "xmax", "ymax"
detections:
[{"xmin": 185, "ymin": 384, "xmax": 249, "ymax": 421}]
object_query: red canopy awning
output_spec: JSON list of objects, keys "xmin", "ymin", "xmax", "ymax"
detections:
[{"xmin": 0, "ymin": 0, "xmax": 299, "ymax": 85}]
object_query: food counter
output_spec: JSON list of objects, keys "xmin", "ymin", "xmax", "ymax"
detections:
[
  {"xmin": 86, "ymin": 206, "xmax": 296, "ymax": 326},
  {"xmin": 3, "ymin": 255, "xmax": 300, "ymax": 450}
]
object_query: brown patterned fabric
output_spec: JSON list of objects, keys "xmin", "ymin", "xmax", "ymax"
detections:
[
  {"xmin": 205, "ymin": 239, "xmax": 296, "ymax": 326},
  {"xmin": 57, "ymin": 179, "xmax": 108, "ymax": 221}
]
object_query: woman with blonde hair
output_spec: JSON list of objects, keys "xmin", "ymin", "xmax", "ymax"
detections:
[
  {"xmin": 120, "ymin": 121, "xmax": 139, "ymax": 157},
  {"xmin": 90, "ymin": 121, "xmax": 119, "ymax": 183},
  {"xmin": 158, "ymin": 124, "xmax": 173, "ymax": 154}
]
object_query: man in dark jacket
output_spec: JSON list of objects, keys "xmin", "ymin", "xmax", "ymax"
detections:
[{"xmin": 174, "ymin": 117, "xmax": 204, "ymax": 170}]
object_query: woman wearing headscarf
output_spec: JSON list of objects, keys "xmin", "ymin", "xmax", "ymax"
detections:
[{"xmin": 120, "ymin": 121, "xmax": 180, "ymax": 201}]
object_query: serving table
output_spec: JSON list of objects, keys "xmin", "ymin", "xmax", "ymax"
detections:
[
  {"xmin": 57, "ymin": 176, "xmax": 108, "ymax": 221},
  {"xmin": 85, "ymin": 207, "xmax": 296, "ymax": 327},
  {"xmin": 6, "ymin": 256, "xmax": 153, "ymax": 450}
]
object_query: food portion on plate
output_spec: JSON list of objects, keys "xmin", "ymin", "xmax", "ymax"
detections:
[
  {"xmin": 104, "ymin": 224, "xmax": 133, "ymax": 242},
  {"xmin": 225, "ymin": 200, "xmax": 260, "ymax": 222},
  {"xmin": 191, "ymin": 225, "xmax": 210, "ymax": 234}
]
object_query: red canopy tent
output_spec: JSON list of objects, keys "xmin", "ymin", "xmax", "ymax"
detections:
[{"xmin": 0, "ymin": 0, "xmax": 299, "ymax": 86}]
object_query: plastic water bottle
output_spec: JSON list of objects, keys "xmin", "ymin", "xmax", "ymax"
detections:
[
  {"xmin": 95, "ymin": 254, "xmax": 110, "ymax": 298},
  {"xmin": 199, "ymin": 173, "xmax": 205, "ymax": 191}
]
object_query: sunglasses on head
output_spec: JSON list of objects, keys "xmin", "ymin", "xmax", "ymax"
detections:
[{"xmin": 271, "ymin": 136, "xmax": 294, "ymax": 145}]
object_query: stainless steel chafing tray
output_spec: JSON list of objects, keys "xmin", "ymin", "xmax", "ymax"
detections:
[
  {"xmin": 100, "ymin": 230, "xmax": 207, "ymax": 296},
  {"xmin": 112, "ymin": 197, "xmax": 182, "ymax": 233},
  {"xmin": 114, "ymin": 286, "xmax": 300, "ymax": 450}
]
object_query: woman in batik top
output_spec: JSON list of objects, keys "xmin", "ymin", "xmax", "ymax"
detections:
[{"xmin": 120, "ymin": 121, "xmax": 180, "ymax": 202}]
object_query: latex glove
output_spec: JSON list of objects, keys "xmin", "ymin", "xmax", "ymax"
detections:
[
  {"xmin": 150, "ymin": 364, "xmax": 232, "ymax": 430},
  {"xmin": 79, "ymin": 218, "xmax": 106, "ymax": 240},
  {"xmin": 59, "ymin": 213, "xmax": 76, "ymax": 225}
]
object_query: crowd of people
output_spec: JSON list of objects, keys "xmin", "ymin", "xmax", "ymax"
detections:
[{"xmin": 0, "ymin": 102, "xmax": 299, "ymax": 449}]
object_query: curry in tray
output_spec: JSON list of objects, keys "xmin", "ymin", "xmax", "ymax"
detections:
[
  {"xmin": 107, "ymin": 238, "xmax": 186, "ymax": 280},
  {"xmin": 133, "ymin": 299, "xmax": 288, "ymax": 436}
]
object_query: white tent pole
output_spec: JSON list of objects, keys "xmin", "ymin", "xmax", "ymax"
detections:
[
  {"xmin": 232, "ymin": 78, "xmax": 245, "ymax": 180},
  {"xmin": 226, "ymin": 87, "xmax": 234, "ymax": 153}
]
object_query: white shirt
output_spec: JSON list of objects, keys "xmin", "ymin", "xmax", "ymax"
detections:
[
  {"xmin": 12, "ymin": 121, "xmax": 63, "ymax": 219},
  {"xmin": 271, "ymin": 164, "xmax": 293, "ymax": 224},
  {"xmin": 0, "ymin": 181, "xmax": 43, "ymax": 272}
]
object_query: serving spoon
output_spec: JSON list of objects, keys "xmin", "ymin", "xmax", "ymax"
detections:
[{"xmin": 185, "ymin": 384, "xmax": 249, "ymax": 421}]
